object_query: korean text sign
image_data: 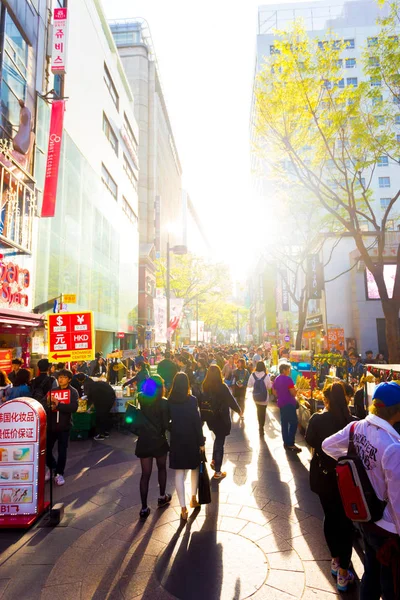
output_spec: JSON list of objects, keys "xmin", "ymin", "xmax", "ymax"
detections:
[
  {"xmin": 51, "ymin": 8, "xmax": 69, "ymax": 74},
  {"xmin": 48, "ymin": 311, "xmax": 95, "ymax": 362},
  {"xmin": 0, "ymin": 400, "xmax": 46, "ymax": 517}
]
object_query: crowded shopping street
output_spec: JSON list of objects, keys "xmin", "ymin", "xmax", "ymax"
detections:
[{"xmin": 1, "ymin": 0, "xmax": 400, "ymax": 598}]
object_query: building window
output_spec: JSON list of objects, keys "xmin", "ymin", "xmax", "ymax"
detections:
[
  {"xmin": 102, "ymin": 113, "xmax": 118, "ymax": 155},
  {"xmin": 345, "ymin": 58, "xmax": 356, "ymax": 68},
  {"xmin": 372, "ymin": 95, "xmax": 383, "ymax": 106},
  {"xmin": 344, "ymin": 39, "xmax": 355, "ymax": 49},
  {"xmin": 377, "ymin": 156, "xmax": 389, "ymax": 167},
  {"xmin": 270, "ymin": 45, "xmax": 279, "ymax": 54},
  {"xmin": 380, "ymin": 198, "xmax": 391, "ymax": 209},
  {"xmin": 347, "ymin": 77, "xmax": 358, "ymax": 87},
  {"xmin": 123, "ymin": 154, "xmax": 138, "ymax": 191},
  {"xmin": 101, "ymin": 164, "xmax": 118, "ymax": 200},
  {"xmin": 370, "ymin": 77, "xmax": 382, "ymax": 87},
  {"xmin": 122, "ymin": 196, "xmax": 138, "ymax": 225},
  {"xmin": 122, "ymin": 113, "xmax": 139, "ymax": 168},
  {"xmin": 337, "ymin": 78, "xmax": 345, "ymax": 89},
  {"xmin": 379, "ymin": 177, "xmax": 390, "ymax": 188},
  {"xmin": 367, "ymin": 37, "xmax": 378, "ymax": 47},
  {"xmin": 336, "ymin": 59, "xmax": 343, "ymax": 68},
  {"xmin": 103, "ymin": 63, "xmax": 119, "ymax": 110},
  {"xmin": 1, "ymin": 12, "xmax": 29, "ymax": 138}
]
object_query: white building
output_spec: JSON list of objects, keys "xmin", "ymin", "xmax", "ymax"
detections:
[
  {"xmin": 251, "ymin": 0, "xmax": 400, "ymax": 357},
  {"xmin": 34, "ymin": 0, "xmax": 140, "ymax": 354}
]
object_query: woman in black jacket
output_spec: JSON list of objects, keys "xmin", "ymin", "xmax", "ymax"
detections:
[
  {"xmin": 135, "ymin": 375, "xmax": 171, "ymax": 519},
  {"xmin": 305, "ymin": 382, "xmax": 356, "ymax": 593},
  {"xmin": 168, "ymin": 372, "xmax": 205, "ymax": 520},
  {"xmin": 202, "ymin": 365, "xmax": 241, "ymax": 481}
]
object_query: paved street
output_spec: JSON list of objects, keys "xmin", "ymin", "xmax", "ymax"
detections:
[{"xmin": 0, "ymin": 398, "xmax": 363, "ymax": 600}]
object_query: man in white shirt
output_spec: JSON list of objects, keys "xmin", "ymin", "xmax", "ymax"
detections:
[{"xmin": 322, "ymin": 382, "xmax": 400, "ymax": 600}]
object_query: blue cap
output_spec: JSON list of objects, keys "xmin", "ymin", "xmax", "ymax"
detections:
[{"xmin": 372, "ymin": 381, "xmax": 400, "ymax": 407}]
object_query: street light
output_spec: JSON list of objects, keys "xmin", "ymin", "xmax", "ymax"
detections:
[{"xmin": 166, "ymin": 238, "xmax": 187, "ymax": 348}]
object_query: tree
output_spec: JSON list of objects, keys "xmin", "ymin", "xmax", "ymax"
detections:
[{"xmin": 253, "ymin": 19, "xmax": 400, "ymax": 361}]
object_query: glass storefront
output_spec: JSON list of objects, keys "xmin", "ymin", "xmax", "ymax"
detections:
[{"xmin": 34, "ymin": 99, "xmax": 139, "ymax": 355}]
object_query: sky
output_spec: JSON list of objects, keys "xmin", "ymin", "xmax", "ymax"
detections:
[{"xmin": 102, "ymin": 0, "xmax": 303, "ymax": 274}]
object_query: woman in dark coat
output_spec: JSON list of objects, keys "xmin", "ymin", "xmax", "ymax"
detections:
[
  {"xmin": 168, "ymin": 372, "xmax": 205, "ymax": 520},
  {"xmin": 202, "ymin": 365, "xmax": 241, "ymax": 481},
  {"xmin": 135, "ymin": 375, "xmax": 171, "ymax": 519},
  {"xmin": 305, "ymin": 382, "xmax": 356, "ymax": 592}
]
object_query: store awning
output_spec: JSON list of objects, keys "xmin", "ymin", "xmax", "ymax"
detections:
[{"xmin": 0, "ymin": 308, "xmax": 44, "ymax": 328}]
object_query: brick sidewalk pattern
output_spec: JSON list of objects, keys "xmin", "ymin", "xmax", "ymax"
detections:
[{"xmin": 0, "ymin": 399, "xmax": 363, "ymax": 599}]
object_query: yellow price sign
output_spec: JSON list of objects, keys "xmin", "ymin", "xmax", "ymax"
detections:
[{"xmin": 63, "ymin": 294, "xmax": 76, "ymax": 304}]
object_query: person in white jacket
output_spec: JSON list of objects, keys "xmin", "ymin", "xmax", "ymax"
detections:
[
  {"xmin": 247, "ymin": 361, "xmax": 272, "ymax": 435},
  {"xmin": 322, "ymin": 381, "xmax": 400, "ymax": 600}
]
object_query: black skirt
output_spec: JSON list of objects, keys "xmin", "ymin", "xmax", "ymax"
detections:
[{"xmin": 135, "ymin": 434, "xmax": 169, "ymax": 459}]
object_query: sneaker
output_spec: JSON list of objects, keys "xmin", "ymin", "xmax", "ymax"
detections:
[
  {"xmin": 181, "ymin": 507, "xmax": 188, "ymax": 520},
  {"xmin": 285, "ymin": 445, "xmax": 302, "ymax": 453},
  {"xmin": 139, "ymin": 507, "xmax": 151, "ymax": 520},
  {"xmin": 213, "ymin": 471, "xmax": 227, "ymax": 480},
  {"xmin": 45, "ymin": 467, "xmax": 51, "ymax": 482},
  {"xmin": 337, "ymin": 569, "xmax": 355, "ymax": 592},
  {"xmin": 190, "ymin": 495, "xmax": 200, "ymax": 508},
  {"xmin": 93, "ymin": 434, "xmax": 105, "ymax": 441},
  {"xmin": 331, "ymin": 558, "xmax": 340, "ymax": 577},
  {"xmin": 103, "ymin": 432, "xmax": 110, "ymax": 439},
  {"xmin": 54, "ymin": 474, "xmax": 65, "ymax": 486},
  {"xmin": 158, "ymin": 494, "xmax": 172, "ymax": 508},
  {"xmin": 210, "ymin": 460, "xmax": 216, "ymax": 471}
]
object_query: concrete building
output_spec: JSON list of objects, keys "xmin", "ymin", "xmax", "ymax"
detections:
[
  {"xmin": 0, "ymin": 0, "xmax": 50, "ymax": 366},
  {"xmin": 110, "ymin": 19, "xmax": 183, "ymax": 345},
  {"xmin": 251, "ymin": 0, "xmax": 400, "ymax": 356},
  {"xmin": 33, "ymin": 0, "xmax": 140, "ymax": 355}
]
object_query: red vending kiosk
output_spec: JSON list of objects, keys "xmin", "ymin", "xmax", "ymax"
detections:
[{"xmin": 0, "ymin": 398, "xmax": 48, "ymax": 528}]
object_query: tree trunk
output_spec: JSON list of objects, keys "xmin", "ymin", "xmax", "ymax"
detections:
[
  {"xmin": 381, "ymin": 299, "xmax": 400, "ymax": 363},
  {"xmin": 295, "ymin": 289, "xmax": 308, "ymax": 350}
]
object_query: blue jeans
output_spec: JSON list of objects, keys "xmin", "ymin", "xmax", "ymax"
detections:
[
  {"xmin": 360, "ymin": 524, "xmax": 399, "ymax": 600},
  {"xmin": 212, "ymin": 435, "xmax": 225, "ymax": 472},
  {"xmin": 279, "ymin": 404, "xmax": 298, "ymax": 447}
]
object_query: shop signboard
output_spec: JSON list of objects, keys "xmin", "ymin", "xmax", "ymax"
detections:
[
  {"xmin": 0, "ymin": 399, "xmax": 47, "ymax": 528},
  {"xmin": 41, "ymin": 100, "xmax": 65, "ymax": 218},
  {"xmin": 305, "ymin": 314, "xmax": 323, "ymax": 329},
  {"xmin": 51, "ymin": 8, "xmax": 69, "ymax": 74},
  {"xmin": 327, "ymin": 328, "xmax": 345, "ymax": 351},
  {"xmin": 47, "ymin": 311, "xmax": 95, "ymax": 362},
  {"xmin": 0, "ymin": 259, "xmax": 30, "ymax": 309},
  {"xmin": 0, "ymin": 350, "xmax": 12, "ymax": 374},
  {"xmin": 307, "ymin": 255, "xmax": 324, "ymax": 300},
  {"xmin": 116, "ymin": 332, "xmax": 125, "ymax": 339}
]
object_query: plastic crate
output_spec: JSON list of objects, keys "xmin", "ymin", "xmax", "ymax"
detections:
[
  {"xmin": 70, "ymin": 429, "xmax": 89, "ymax": 441},
  {"xmin": 72, "ymin": 412, "xmax": 95, "ymax": 429}
]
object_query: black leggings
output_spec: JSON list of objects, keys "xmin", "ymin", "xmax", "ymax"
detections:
[
  {"xmin": 318, "ymin": 485, "xmax": 354, "ymax": 569},
  {"xmin": 256, "ymin": 404, "xmax": 267, "ymax": 430},
  {"xmin": 139, "ymin": 455, "xmax": 167, "ymax": 509}
]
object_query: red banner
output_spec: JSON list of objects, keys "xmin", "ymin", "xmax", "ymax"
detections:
[
  {"xmin": 0, "ymin": 350, "xmax": 12, "ymax": 374},
  {"xmin": 41, "ymin": 100, "xmax": 65, "ymax": 218}
]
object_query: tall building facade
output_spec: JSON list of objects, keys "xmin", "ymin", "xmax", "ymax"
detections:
[
  {"xmin": 110, "ymin": 19, "xmax": 183, "ymax": 345},
  {"xmin": 0, "ymin": 0, "xmax": 50, "ymax": 366},
  {"xmin": 33, "ymin": 0, "xmax": 140, "ymax": 356},
  {"xmin": 251, "ymin": 0, "xmax": 400, "ymax": 355}
]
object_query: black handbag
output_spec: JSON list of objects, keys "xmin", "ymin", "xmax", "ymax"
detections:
[
  {"xmin": 125, "ymin": 402, "xmax": 159, "ymax": 436},
  {"xmin": 198, "ymin": 451, "xmax": 211, "ymax": 505}
]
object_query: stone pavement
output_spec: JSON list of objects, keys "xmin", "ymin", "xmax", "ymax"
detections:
[{"xmin": 0, "ymin": 397, "xmax": 364, "ymax": 600}]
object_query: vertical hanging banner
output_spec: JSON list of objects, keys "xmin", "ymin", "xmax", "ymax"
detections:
[
  {"xmin": 307, "ymin": 254, "xmax": 324, "ymax": 300},
  {"xmin": 168, "ymin": 298, "xmax": 184, "ymax": 336},
  {"xmin": 51, "ymin": 7, "xmax": 69, "ymax": 74},
  {"xmin": 154, "ymin": 298, "xmax": 167, "ymax": 344},
  {"xmin": 41, "ymin": 100, "xmax": 65, "ymax": 218},
  {"xmin": 280, "ymin": 271, "xmax": 290, "ymax": 312}
]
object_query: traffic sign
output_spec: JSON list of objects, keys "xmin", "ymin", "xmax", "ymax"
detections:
[
  {"xmin": 63, "ymin": 294, "xmax": 76, "ymax": 304},
  {"xmin": 47, "ymin": 311, "xmax": 95, "ymax": 362}
]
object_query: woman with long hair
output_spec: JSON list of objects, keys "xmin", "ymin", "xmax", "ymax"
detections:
[
  {"xmin": 0, "ymin": 370, "xmax": 11, "ymax": 402},
  {"xmin": 168, "ymin": 372, "xmax": 205, "ymax": 520},
  {"xmin": 305, "ymin": 382, "xmax": 356, "ymax": 592},
  {"xmin": 202, "ymin": 365, "xmax": 241, "ymax": 480},
  {"xmin": 247, "ymin": 361, "xmax": 272, "ymax": 435},
  {"xmin": 135, "ymin": 375, "xmax": 171, "ymax": 519}
]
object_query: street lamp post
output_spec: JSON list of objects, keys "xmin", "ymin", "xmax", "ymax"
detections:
[{"xmin": 166, "ymin": 237, "xmax": 187, "ymax": 349}]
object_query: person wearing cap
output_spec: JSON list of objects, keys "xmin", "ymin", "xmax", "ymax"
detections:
[{"xmin": 322, "ymin": 381, "xmax": 400, "ymax": 600}]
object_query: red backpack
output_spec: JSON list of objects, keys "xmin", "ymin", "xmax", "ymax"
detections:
[{"xmin": 336, "ymin": 422, "xmax": 386, "ymax": 522}]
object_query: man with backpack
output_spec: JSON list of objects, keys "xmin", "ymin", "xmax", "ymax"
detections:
[
  {"xmin": 30, "ymin": 359, "xmax": 55, "ymax": 403},
  {"xmin": 247, "ymin": 361, "xmax": 272, "ymax": 435},
  {"xmin": 322, "ymin": 381, "xmax": 400, "ymax": 600}
]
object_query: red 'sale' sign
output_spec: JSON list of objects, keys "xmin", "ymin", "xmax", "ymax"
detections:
[{"xmin": 41, "ymin": 100, "xmax": 65, "ymax": 218}]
